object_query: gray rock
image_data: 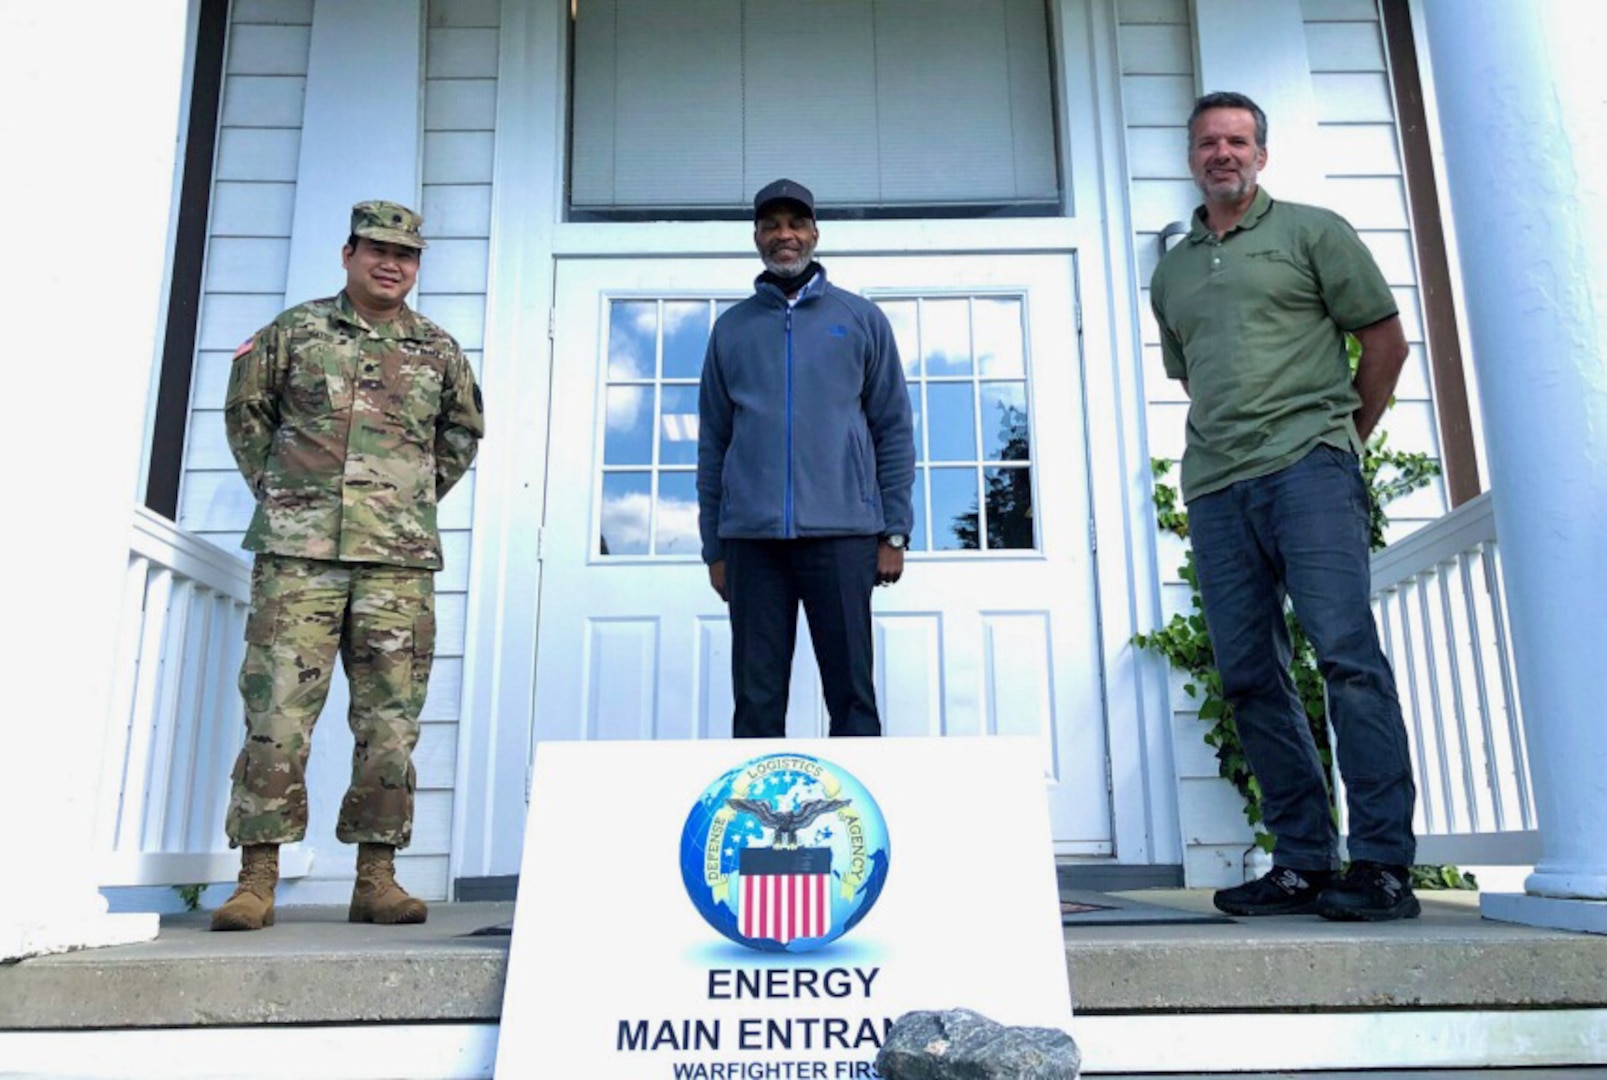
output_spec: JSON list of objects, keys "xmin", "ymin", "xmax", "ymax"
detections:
[{"xmin": 874, "ymin": 1007, "xmax": 1080, "ymax": 1079}]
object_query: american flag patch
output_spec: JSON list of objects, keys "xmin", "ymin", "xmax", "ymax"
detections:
[
  {"xmin": 739, "ymin": 847, "xmax": 832, "ymax": 945},
  {"xmin": 233, "ymin": 335, "xmax": 255, "ymax": 359}
]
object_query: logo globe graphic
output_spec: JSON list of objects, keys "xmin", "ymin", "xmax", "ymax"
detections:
[{"xmin": 680, "ymin": 753, "xmax": 890, "ymax": 953}]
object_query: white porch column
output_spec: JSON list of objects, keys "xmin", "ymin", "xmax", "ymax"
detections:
[
  {"xmin": 0, "ymin": 3, "xmax": 188, "ymax": 955},
  {"xmin": 1422, "ymin": 1, "xmax": 1607, "ymax": 930}
]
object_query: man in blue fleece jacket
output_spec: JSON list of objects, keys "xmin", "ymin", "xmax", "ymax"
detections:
[{"xmin": 697, "ymin": 179, "xmax": 916, "ymax": 738}]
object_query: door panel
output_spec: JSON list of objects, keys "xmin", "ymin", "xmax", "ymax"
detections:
[{"xmin": 534, "ymin": 255, "xmax": 1110, "ymax": 851}]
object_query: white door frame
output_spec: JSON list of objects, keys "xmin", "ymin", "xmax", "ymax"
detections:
[{"xmin": 451, "ymin": 0, "xmax": 1178, "ymax": 884}]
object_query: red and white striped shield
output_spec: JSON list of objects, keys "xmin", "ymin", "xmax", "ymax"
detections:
[{"xmin": 738, "ymin": 847, "xmax": 832, "ymax": 945}]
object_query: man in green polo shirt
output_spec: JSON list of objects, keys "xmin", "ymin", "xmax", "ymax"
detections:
[{"xmin": 1151, "ymin": 91, "xmax": 1419, "ymax": 921}]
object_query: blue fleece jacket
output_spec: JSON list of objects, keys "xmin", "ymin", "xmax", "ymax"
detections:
[{"xmin": 697, "ymin": 266, "xmax": 916, "ymax": 565}]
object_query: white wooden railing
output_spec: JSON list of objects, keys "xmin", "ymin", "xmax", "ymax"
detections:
[
  {"xmin": 1364, "ymin": 492, "xmax": 1540, "ymax": 866},
  {"xmin": 98, "ymin": 507, "xmax": 310, "ymax": 887}
]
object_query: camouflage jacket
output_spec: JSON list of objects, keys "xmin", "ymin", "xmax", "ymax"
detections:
[{"xmin": 225, "ymin": 292, "xmax": 485, "ymax": 570}]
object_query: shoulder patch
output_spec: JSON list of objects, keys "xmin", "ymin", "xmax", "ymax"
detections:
[{"xmin": 233, "ymin": 335, "xmax": 256, "ymax": 359}]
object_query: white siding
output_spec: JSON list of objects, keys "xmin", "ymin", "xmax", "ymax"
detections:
[
  {"xmin": 1118, "ymin": 0, "xmax": 1450, "ymax": 885},
  {"xmin": 1114, "ymin": 0, "xmax": 1247, "ymax": 888},
  {"xmin": 402, "ymin": 0, "xmax": 498, "ymax": 896},
  {"xmin": 1303, "ymin": 0, "xmax": 1448, "ymax": 541},
  {"xmin": 173, "ymin": 0, "xmax": 499, "ymax": 901},
  {"xmin": 179, "ymin": 3, "xmax": 311, "ymax": 545}
]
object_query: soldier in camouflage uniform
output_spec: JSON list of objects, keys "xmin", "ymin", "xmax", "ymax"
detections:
[{"xmin": 212, "ymin": 200, "xmax": 485, "ymax": 931}]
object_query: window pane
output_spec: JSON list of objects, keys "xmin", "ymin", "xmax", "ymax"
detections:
[
  {"xmin": 662, "ymin": 301, "xmax": 709, "ymax": 380},
  {"xmin": 604, "ymin": 384, "xmax": 654, "ymax": 465},
  {"xmin": 600, "ymin": 472, "xmax": 652, "ymax": 555},
  {"xmin": 974, "ymin": 298, "xmax": 1025, "ymax": 377},
  {"xmin": 980, "ymin": 381, "xmax": 1029, "ymax": 461},
  {"xmin": 907, "ymin": 384, "xmax": 925, "ymax": 463},
  {"xmin": 608, "ymin": 300, "xmax": 656, "ymax": 379},
  {"xmin": 880, "ymin": 299, "xmax": 920, "ymax": 377},
  {"xmin": 921, "ymin": 299, "xmax": 972, "ymax": 377},
  {"xmin": 926, "ymin": 382, "xmax": 977, "ymax": 463},
  {"xmin": 655, "ymin": 471, "xmax": 701, "ymax": 555},
  {"xmin": 984, "ymin": 466, "xmax": 1034, "ymax": 549},
  {"xmin": 658, "ymin": 384, "xmax": 700, "ymax": 466},
  {"xmin": 929, "ymin": 466, "xmax": 981, "ymax": 551}
]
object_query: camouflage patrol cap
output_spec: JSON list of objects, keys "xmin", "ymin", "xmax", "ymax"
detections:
[{"xmin": 350, "ymin": 200, "xmax": 428, "ymax": 249}]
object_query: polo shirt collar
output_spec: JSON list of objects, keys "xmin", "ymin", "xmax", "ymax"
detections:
[{"xmin": 1187, "ymin": 186, "xmax": 1274, "ymax": 243}]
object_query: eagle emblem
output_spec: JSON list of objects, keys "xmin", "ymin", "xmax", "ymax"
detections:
[{"xmin": 726, "ymin": 796, "xmax": 851, "ymax": 848}]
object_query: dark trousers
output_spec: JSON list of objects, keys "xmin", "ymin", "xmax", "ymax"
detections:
[
  {"xmin": 725, "ymin": 536, "xmax": 881, "ymax": 738},
  {"xmin": 1188, "ymin": 443, "xmax": 1417, "ymax": 870}
]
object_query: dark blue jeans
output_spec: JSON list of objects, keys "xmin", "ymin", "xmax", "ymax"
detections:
[
  {"xmin": 1188, "ymin": 443, "xmax": 1416, "ymax": 870},
  {"xmin": 724, "ymin": 536, "xmax": 882, "ymax": 739}
]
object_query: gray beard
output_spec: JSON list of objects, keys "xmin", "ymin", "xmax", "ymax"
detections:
[
  {"xmin": 762, "ymin": 252, "xmax": 811, "ymax": 277},
  {"xmin": 1197, "ymin": 173, "xmax": 1253, "ymax": 202}
]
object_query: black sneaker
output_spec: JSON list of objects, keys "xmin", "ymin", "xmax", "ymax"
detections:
[
  {"xmin": 1213, "ymin": 866, "xmax": 1332, "ymax": 916},
  {"xmin": 1316, "ymin": 861, "xmax": 1421, "ymax": 921}
]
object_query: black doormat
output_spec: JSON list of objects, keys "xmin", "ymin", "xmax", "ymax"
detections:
[{"xmin": 1059, "ymin": 889, "xmax": 1232, "ymax": 926}]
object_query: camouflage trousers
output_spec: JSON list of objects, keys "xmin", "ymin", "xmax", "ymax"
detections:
[{"xmin": 226, "ymin": 555, "xmax": 436, "ymax": 848}]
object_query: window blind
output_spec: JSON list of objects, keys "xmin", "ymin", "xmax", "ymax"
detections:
[{"xmin": 570, "ymin": 0, "xmax": 1060, "ymax": 214}]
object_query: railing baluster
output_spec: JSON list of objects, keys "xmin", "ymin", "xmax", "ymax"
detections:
[
  {"xmin": 1363, "ymin": 493, "xmax": 1538, "ymax": 865},
  {"xmin": 100, "ymin": 508, "xmax": 313, "ymax": 889},
  {"xmin": 189, "ymin": 591, "xmax": 241, "ymax": 852},
  {"xmin": 120, "ymin": 567, "xmax": 173, "ymax": 851},
  {"xmin": 1465, "ymin": 543, "xmax": 1497, "ymax": 829},
  {"xmin": 1434, "ymin": 554, "xmax": 1478, "ymax": 835},
  {"xmin": 1398, "ymin": 577, "xmax": 1438, "ymax": 835},
  {"xmin": 143, "ymin": 575, "xmax": 196, "ymax": 852},
  {"xmin": 1482, "ymin": 538, "xmax": 1535, "ymax": 830},
  {"xmin": 163, "ymin": 584, "xmax": 214, "ymax": 853},
  {"xmin": 99, "ymin": 555, "xmax": 154, "ymax": 852},
  {"xmin": 1429, "ymin": 568, "xmax": 1457, "ymax": 834}
]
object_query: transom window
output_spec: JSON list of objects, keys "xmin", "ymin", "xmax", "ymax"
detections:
[
  {"xmin": 596, "ymin": 294, "xmax": 1039, "ymax": 558},
  {"xmin": 570, "ymin": 0, "xmax": 1060, "ymax": 219}
]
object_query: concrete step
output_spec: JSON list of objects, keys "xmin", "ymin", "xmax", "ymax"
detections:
[
  {"xmin": 2, "ymin": 892, "xmax": 1605, "ymax": 1076},
  {"xmin": 1067, "ymin": 889, "xmax": 1607, "ymax": 1012}
]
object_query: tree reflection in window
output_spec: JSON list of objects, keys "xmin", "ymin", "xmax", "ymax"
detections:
[{"xmin": 953, "ymin": 400, "xmax": 1035, "ymax": 550}]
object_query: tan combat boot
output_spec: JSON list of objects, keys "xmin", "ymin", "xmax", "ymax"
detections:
[
  {"xmin": 210, "ymin": 844, "xmax": 279, "ymax": 931},
  {"xmin": 349, "ymin": 842, "xmax": 429, "ymax": 924}
]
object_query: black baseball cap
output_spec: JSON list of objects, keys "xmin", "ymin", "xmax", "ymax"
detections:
[{"xmin": 753, "ymin": 178, "xmax": 815, "ymax": 220}]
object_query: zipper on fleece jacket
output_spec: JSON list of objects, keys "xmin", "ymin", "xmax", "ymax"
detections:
[{"xmin": 784, "ymin": 305, "xmax": 795, "ymax": 536}]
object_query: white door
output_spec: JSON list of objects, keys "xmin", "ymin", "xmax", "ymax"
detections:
[{"xmin": 533, "ymin": 255, "xmax": 1110, "ymax": 852}]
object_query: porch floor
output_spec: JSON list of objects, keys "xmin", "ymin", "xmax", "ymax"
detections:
[{"xmin": 3, "ymin": 891, "xmax": 1605, "ymax": 1074}]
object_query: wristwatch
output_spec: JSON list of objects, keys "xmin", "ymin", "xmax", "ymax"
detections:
[{"xmin": 881, "ymin": 533, "xmax": 909, "ymax": 550}]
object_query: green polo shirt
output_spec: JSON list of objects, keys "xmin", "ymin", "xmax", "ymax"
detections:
[{"xmin": 1150, "ymin": 187, "xmax": 1397, "ymax": 502}]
